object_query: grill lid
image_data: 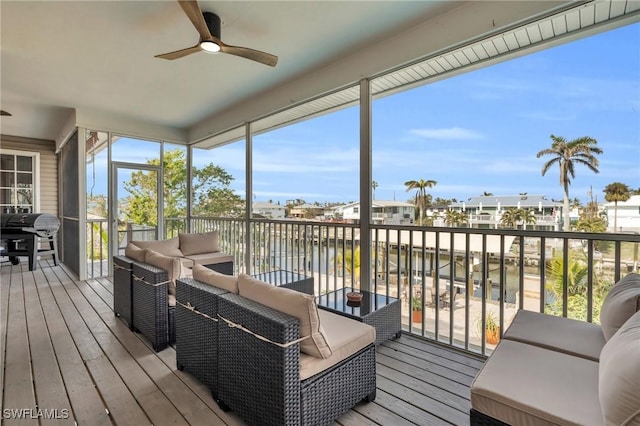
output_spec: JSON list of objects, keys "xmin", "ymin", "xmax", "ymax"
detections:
[{"xmin": 0, "ymin": 213, "xmax": 60, "ymax": 232}]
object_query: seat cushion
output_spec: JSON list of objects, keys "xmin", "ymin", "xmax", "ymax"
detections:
[
  {"xmin": 599, "ymin": 310, "xmax": 640, "ymax": 426},
  {"xmin": 471, "ymin": 340, "xmax": 602, "ymax": 426},
  {"xmin": 132, "ymin": 237, "xmax": 183, "ymax": 258},
  {"xmin": 178, "ymin": 257, "xmax": 194, "ymax": 269},
  {"xmin": 192, "ymin": 264, "xmax": 238, "ymax": 294},
  {"xmin": 179, "ymin": 231, "xmax": 221, "ymax": 256},
  {"xmin": 600, "ymin": 273, "xmax": 640, "ymax": 341},
  {"xmin": 124, "ymin": 242, "xmax": 146, "ymax": 262},
  {"xmin": 185, "ymin": 252, "xmax": 234, "ymax": 266},
  {"xmin": 144, "ymin": 250, "xmax": 182, "ymax": 296},
  {"xmin": 238, "ymin": 274, "xmax": 332, "ymax": 359},
  {"xmin": 299, "ymin": 310, "xmax": 375, "ymax": 380},
  {"xmin": 503, "ymin": 309, "xmax": 605, "ymax": 361}
]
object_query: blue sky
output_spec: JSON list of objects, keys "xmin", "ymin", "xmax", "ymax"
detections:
[{"xmin": 102, "ymin": 22, "xmax": 640, "ymax": 208}]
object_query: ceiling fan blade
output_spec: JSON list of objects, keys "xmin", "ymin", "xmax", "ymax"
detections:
[
  {"xmin": 178, "ymin": 1, "xmax": 212, "ymax": 40},
  {"xmin": 0, "ymin": 110, "xmax": 11, "ymax": 116},
  {"xmin": 155, "ymin": 44, "xmax": 202, "ymax": 60},
  {"xmin": 219, "ymin": 41, "xmax": 278, "ymax": 67}
]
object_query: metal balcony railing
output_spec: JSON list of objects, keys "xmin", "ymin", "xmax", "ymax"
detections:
[{"xmin": 86, "ymin": 215, "xmax": 640, "ymax": 356}]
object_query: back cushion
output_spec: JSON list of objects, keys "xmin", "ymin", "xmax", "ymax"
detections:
[
  {"xmin": 599, "ymin": 310, "xmax": 640, "ymax": 425},
  {"xmin": 145, "ymin": 250, "xmax": 182, "ymax": 296},
  {"xmin": 192, "ymin": 264, "xmax": 238, "ymax": 294},
  {"xmin": 600, "ymin": 273, "xmax": 640, "ymax": 340},
  {"xmin": 124, "ymin": 243, "xmax": 146, "ymax": 262},
  {"xmin": 179, "ymin": 232, "xmax": 221, "ymax": 255},
  {"xmin": 238, "ymin": 274, "xmax": 332, "ymax": 359},
  {"xmin": 132, "ymin": 237, "xmax": 183, "ymax": 258}
]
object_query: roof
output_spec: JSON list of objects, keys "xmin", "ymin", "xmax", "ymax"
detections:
[
  {"xmin": 253, "ymin": 202, "xmax": 284, "ymax": 209},
  {"xmin": 343, "ymin": 200, "xmax": 414, "ymax": 208},
  {"xmin": 451, "ymin": 195, "xmax": 559, "ymax": 209}
]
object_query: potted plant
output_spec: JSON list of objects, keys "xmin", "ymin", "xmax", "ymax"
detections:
[
  {"xmin": 476, "ymin": 311, "xmax": 500, "ymax": 344},
  {"xmin": 411, "ymin": 297, "xmax": 423, "ymax": 323}
]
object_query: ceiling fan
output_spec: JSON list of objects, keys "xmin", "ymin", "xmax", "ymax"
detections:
[
  {"xmin": 156, "ymin": 0, "xmax": 278, "ymax": 67},
  {"xmin": 0, "ymin": 110, "xmax": 11, "ymax": 116}
]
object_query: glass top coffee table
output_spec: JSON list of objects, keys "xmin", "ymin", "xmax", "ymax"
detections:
[
  {"xmin": 316, "ymin": 287, "xmax": 401, "ymax": 345},
  {"xmin": 252, "ymin": 270, "xmax": 314, "ymax": 295}
]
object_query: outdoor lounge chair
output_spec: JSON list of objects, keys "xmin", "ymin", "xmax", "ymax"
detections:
[{"xmin": 113, "ymin": 255, "xmax": 135, "ymax": 330}]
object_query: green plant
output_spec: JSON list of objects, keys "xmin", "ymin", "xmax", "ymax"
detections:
[
  {"xmin": 412, "ymin": 297, "xmax": 423, "ymax": 311},
  {"xmin": 475, "ymin": 310, "xmax": 499, "ymax": 336}
]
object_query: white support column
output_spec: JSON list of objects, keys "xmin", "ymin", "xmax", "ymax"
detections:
[
  {"xmin": 245, "ymin": 122, "xmax": 253, "ymax": 274},
  {"xmin": 186, "ymin": 144, "xmax": 193, "ymax": 233},
  {"xmin": 359, "ymin": 79, "xmax": 372, "ymax": 292}
]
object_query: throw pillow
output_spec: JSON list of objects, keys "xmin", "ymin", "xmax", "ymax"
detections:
[
  {"xmin": 192, "ymin": 264, "xmax": 238, "ymax": 293},
  {"xmin": 179, "ymin": 232, "xmax": 221, "ymax": 256},
  {"xmin": 599, "ymin": 310, "xmax": 640, "ymax": 425},
  {"xmin": 124, "ymin": 243, "xmax": 146, "ymax": 262},
  {"xmin": 600, "ymin": 273, "xmax": 640, "ymax": 340},
  {"xmin": 144, "ymin": 250, "xmax": 182, "ymax": 296},
  {"xmin": 238, "ymin": 274, "xmax": 332, "ymax": 359}
]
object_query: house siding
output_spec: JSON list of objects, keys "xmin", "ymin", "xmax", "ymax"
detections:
[{"xmin": 0, "ymin": 135, "xmax": 58, "ymax": 215}]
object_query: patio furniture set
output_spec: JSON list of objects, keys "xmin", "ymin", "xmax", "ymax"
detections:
[
  {"xmin": 470, "ymin": 272, "xmax": 640, "ymax": 425},
  {"xmin": 112, "ymin": 232, "xmax": 403, "ymax": 425}
]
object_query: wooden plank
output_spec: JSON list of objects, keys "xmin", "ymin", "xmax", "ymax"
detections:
[
  {"xmin": 370, "ymin": 388, "xmax": 458, "ymax": 426},
  {"xmin": 42, "ymin": 267, "xmax": 151, "ymax": 425},
  {"xmin": 58, "ymin": 268, "xmax": 239, "ymax": 426},
  {"xmin": 335, "ymin": 408, "xmax": 382, "ymax": 425},
  {"xmin": 22, "ymin": 268, "xmax": 74, "ymax": 425},
  {"xmin": 384, "ymin": 339, "xmax": 480, "ymax": 378},
  {"xmin": 0, "ymin": 263, "xmax": 13, "ymax": 413},
  {"xmin": 3, "ymin": 265, "xmax": 37, "ymax": 426},
  {"xmin": 394, "ymin": 335, "xmax": 486, "ymax": 369},
  {"xmin": 33, "ymin": 267, "xmax": 111, "ymax": 426},
  {"xmin": 376, "ymin": 375, "xmax": 469, "ymax": 425},
  {"xmin": 351, "ymin": 391, "xmax": 419, "ymax": 426},
  {"xmin": 53, "ymin": 270, "xmax": 188, "ymax": 426}
]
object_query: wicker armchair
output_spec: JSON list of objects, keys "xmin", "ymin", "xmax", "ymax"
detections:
[
  {"xmin": 175, "ymin": 277, "xmax": 228, "ymax": 401},
  {"xmin": 131, "ymin": 262, "xmax": 175, "ymax": 352},
  {"xmin": 217, "ymin": 293, "xmax": 376, "ymax": 426},
  {"xmin": 113, "ymin": 255, "xmax": 135, "ymax": 330}
]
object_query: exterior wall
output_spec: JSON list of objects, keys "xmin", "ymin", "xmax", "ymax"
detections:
[
  {"xmin": 604, "ymin": 195, "xmax": 640, "ymax": 232},
  {"xmin": 0, "ymin": 135, "xmax": 58, "ymax": 215}
]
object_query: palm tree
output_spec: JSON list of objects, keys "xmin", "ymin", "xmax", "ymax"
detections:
[
  {"xmin": 404, "ymin": 178, "xmax": 437, "ymax": 225},
  {"xmin": 444, "ymin": 210, "xmax": 468, "ymax": 227},
  {"xmin": 500, "ymin": 208, "xmax": 519, "ymax": 228},
  {"xmin": 517, "ymin": 208, "xmax": 537, "ymax": 230},
  {"xmin": 537, "ymin": 135, "xmax": 602, "ymax": 231},
  {"xmin": 371, "ymin": 180, "xmax": 378, "ymax": 200},
  {"xmin": 603, "ymin": 182, "xmax": 631, "ymax": 232}
]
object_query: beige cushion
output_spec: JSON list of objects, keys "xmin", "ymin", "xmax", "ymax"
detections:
[
  {"xmin": 600, "ymin": 273, "xmax": 640, "ymax": 341},
  {"xmin": 179, "ymin": 232, "xmax": 220, "ymax": 256},
  {"xmin": 124, "ymin": 243, "xmax": 146, "ymax": 262},
  {"xmin": 144, "ymin": 250, "xmax": 182, "ymax": 296},
  {"xmin": 192, "ymin": 264, "xmax": 238, "ymax": 294},
  {"xmin": 178, "ymin": 257, "xmax": 194, "ymax": 269},
  {"xmin": 599, "ymin": 310, "xmax": 640, "ymax": 426},
  {"xmin": 299, "ymin": 310, "xmax": 375, "ymax": 380},
  {"xmin": 237, "ymin": 274, "xmax": 332, "ymax": 359},
  {"xmin": 471, "ymin": 340, "xmax": 602, "ymax": 426},
  {"xmin": 185, "ymin": 252, "xmax": 234, "ymax": 266},
  {"xmin": 132, "ymin": 238, "xmax": 183, "ymax": 258},
  {"xmin": 503, "ymin": 309, "xmax": 605, "ymax": 361}
]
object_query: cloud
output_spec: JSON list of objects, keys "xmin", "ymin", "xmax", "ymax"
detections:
[{"xmin": 410, "ymin": 127, "xmax": 485, "ymax": 140}]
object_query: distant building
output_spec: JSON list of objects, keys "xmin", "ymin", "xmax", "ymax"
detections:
[
  {"xmin": 341, "ymin": 200, "xmax": 415, "ymax": 225},
  {"xmin": 252, "ymin": 201, "xmax": 285, "ymax": 219},
  {"xmin": 449, "ymin": 195, "xmax": 560, "ymax": 230},
  {"xmin": 603, "ymin": 195, "xmax": 640, "ymax": 233},
  {"xmin": 289, "ymin": 203, "xmax": 323, "ymax": 219}
]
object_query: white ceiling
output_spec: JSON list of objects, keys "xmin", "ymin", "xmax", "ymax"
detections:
[{"xmin": 1, "ymin": 1, "xmax": 624, "ymax": 145}]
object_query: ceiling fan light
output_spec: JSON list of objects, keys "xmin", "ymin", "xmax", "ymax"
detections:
[{"xmin": 200, "ymin": 40, "xmax": 221, "ymax": 53}]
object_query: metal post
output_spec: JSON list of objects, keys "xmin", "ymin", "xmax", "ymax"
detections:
[{"xmin": 359, "ymin": 78, "xmax": 372, "ymax": 292}]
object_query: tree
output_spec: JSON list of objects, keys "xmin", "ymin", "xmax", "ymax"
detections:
[
  {"xmin": 500, "ymin": 208, "xmax": 537, "ymax": 229},
  {"xmin": 537, "ymin": 135, "xmax": 602, "ymax": 231},
  {"xmin": 603, "ymin": 182, "xmax": 631, "ymax": 232},
  {"xmin": 444, "ymin": 210, "xmax": 468, "ymax": 227},
  {"xmin": 371, "ymin": 180, "xmax": 378, "ymax": 200},
  {"xmin": 122, "ymin": 149, "xmax": 244, "ymax": 230},
  {"xmin": 404, "ymin": 178, "xmax": 437, "ymax": 225},
  {"xmin": 482, "ymin": 192, "xmax": 493, "ymax": 196},
  {"xmin": 500, "ymin": 208, "xmax": 519, "ymax": 228}
]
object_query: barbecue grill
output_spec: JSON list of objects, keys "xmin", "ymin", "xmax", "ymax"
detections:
[{"xmin": 0, "ymin": 213, "xmax": 60, "ymax": 271}]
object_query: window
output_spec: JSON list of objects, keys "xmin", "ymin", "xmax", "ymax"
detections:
[{"xmin": 0, "ymin": 150, "xmax": 38, "ymax": 213}]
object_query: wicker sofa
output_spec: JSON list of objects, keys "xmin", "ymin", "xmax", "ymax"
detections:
[
  {"xmin": 470, "ymin": 273, "xmax": 640, "ymax": 425},
  {"xmin": 175, "ymin": 267, "xmax": 377, "ymax": 426},
  {"xmin": 112, "ymin": 231, "xmax": 233, "ymax": 351}
]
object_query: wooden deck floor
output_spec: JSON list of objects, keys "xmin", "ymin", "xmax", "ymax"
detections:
[{"xmin": 1, "ymin": 260, "xmax": 484, "ymax": 425}]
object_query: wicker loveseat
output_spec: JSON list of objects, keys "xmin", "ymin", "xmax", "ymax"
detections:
[
  {"xmin": 175, "ymin": 267, "xmax": 377, "ymax": 426},
  {"xmin": 470, "ymin": 273, "xmax": 640, "ymax": 425},
  {"xmin": 112, "ymin": 231, "xmax": 233, "ymax": 351}
]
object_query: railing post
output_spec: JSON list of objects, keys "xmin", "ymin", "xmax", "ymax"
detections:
[{"xmin": 359, "ymin": 78, "xmax": 372, "ymax": 292}]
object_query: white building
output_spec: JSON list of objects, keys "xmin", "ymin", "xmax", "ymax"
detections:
[
  {"xmin": 341, "ymin": 200, "xmax": 415, "ymax": 225},
  {"xmin": 449, "ymin": 195, "xmax": 561, "ymax": 230},
  {"xmin": 252, "ymin": 201, "xmax": 286, "ymax": 219},
  {"xmin": 603, "ymin": 195, "xmax": 640, "ymax": 233}
]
